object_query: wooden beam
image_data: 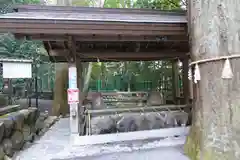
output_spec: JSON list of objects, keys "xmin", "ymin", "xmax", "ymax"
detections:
[
  {"xmin": 20, "ymin": 34, "xmax": 188, "ymax": 42},
  {"xmin": 49, "ymin": 49, "xmax": 70, "ymax": 56},
  {"xmin": 50, "ymin": 42, "xmax": 189, "ymax": 53},
  {"xmin": 0, "ymin": 22, "xmax": 186, "ymax": 32},
  {"xmin": 50, "ymin": 57, "xmax": 184, "ymax": 62},
  {"xmin": 0, "ymin": 28, "xmax": 185, "ymax": 36},
  {"xmin": 182, "ymin": 58, "xmax": 189, "ymax": 104},
  {"xmin": 48, "ymin": 49, "xmax": 188, "ymax": 60},
  {"xmin": 86, "ymin": 105, "xmax": 191, "ymax": 116}
]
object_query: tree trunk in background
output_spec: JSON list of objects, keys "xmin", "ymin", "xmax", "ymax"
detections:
[
  {"xmin": 51, "ymin": 0, "xmax": 70, "ymax": 116},
  {"xmin": 52, "ymin": 63, "xmax": 68, "ymax": 116},
  {"xmin": 51, "ymin": 0, "xmax": 103, "ymax": 116},
  {"xmin": 185, "ymin": 0, "xmax": 240, "ymax": 159}
]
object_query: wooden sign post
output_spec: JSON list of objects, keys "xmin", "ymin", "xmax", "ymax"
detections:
[{"xmin": 68, "ymin": 64, "xmax": 79, "ymax": 134}]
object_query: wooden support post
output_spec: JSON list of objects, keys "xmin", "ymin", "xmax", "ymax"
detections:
[
  {"xmin": 68, "ymin": 64, "xmax": 79, "ymax": 134},
  {"xmin": 7, "ymin": 79, "xmax": 12, "ymax": 105},
  {"xmin": 182, "ymin": 57, "xmax": 189, "ymax": 104},
  {"xmin": 172, "ymin": 60, "xmax": 177, "ymax": 104},
  {"xmin": 188, "ymin": 59, "xmax": 193, "ymax": 103},
  {"xmin": 28, "ymin": 79, "xmax": 32, "ymax": 107},
  {"xmin": 77, "ymin": 63, "xmax": 86, "ymax": 136},
  {"xmin": 35, "ymin": 64, "xmax": 38, "ymax": 108},
  {"xmin": 172, "ymin": 59, "xmax": 180, "ymax": 104},
  {"xmin": 68, "ymin": 37, "xmax": 80, "ymax": 135}
]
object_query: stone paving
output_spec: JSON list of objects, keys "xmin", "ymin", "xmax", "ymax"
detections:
[{"xmin": 14, "ymin": 118, "xmax": 190, "ymax": 160}]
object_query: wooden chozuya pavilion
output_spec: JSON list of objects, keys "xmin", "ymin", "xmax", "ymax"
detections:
[{"xmin": 0, "ymin": 5, "xmax": 190, "ymax": 143}]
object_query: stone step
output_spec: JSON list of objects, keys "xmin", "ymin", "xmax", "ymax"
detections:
[{"xmin": 0, "ymin": 105, "xmax": 21, "ymax": 116}]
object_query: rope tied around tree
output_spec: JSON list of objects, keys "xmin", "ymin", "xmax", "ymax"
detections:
[{"xmin": 187, "ymin": 54, "xmax": 240, "ymax": 83}]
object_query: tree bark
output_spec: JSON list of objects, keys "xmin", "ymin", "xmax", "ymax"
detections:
[
  {"xmin": 51, "ymin": 0, "xmax": 72, "ymax": 116},
  {"xmin": 185, "ymin": 0, "xmax": 240, "ymax": 159},
  {"xmin": 52, "ymin": 63, "xmax": 68, "ymax": 116}
]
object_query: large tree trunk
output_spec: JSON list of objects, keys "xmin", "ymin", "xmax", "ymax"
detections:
[
  {"xmin": 185, "ymin": 0, "xmax": 240, "ymax": 159},
  {"xmin": 52, "ymin": 0, "xmax": 92, "ymax": 117},
  {"xmin": 51, "ymin": 0, "xmax": 70, "ymax": 116},
  {"xmin": 52, "ymin": 63, "xmax": 68, "ymax": 116},
  {"xmin": 51, "ymin": 0, "xmax": 101, "ymax": 116}
]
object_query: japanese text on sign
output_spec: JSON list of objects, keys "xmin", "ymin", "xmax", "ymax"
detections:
[{"xmin": 67, "ymin": 88, "xmax": 79, "ymax": 104}]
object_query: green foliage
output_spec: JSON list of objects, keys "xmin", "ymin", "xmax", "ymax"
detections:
[
  {"xmin": 0, "ymin": 33, "xmax": 45, "ymax": 61},
  {"xmin": 0, "ymin": 0, "xmax": 54, "ymax": 92},
  {"xmin": 133, "ymin": 0, "xmax": 181, "ymax": 10},
  {"xmin": 103, "ymin": 0, "xmax": 132, "ymax": 8},
  {"xmin": 92, "ymin": 61, "xmax": 175, "ymax": 92},
  {"xmin": 72, "ymin": 0, "xmax": 183, "ymax": 9},
  {"xmin": 14, "ymin": 0, "xmax": 40, "ymax": 4},
  {"xmin": 0, "ymin": 0, "xmax": 40, "ymax": 13},
  {"xmin": 0, "ymin": 0, "xmax": 45, "ymax": 62},
  {"xmin": 72, "ymin": 0, "xmax": 89, "ymax": 6}
]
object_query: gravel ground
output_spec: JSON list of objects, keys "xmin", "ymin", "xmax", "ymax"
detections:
[
  {"xmin": 14, "ymin": 118, "xmax": 189, "ymax": 160},
  {"xmin": 14, "ymin": 99, "xmax": 189, "ymax": 160},
  {"xmin": 59, "ymin": 147, "xmax": 189, "ymax": 160}
]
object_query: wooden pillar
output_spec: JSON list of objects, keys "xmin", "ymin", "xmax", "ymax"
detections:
[
  {"xmin": 182, "ymin": 57, "xmax": 189, "ymax": 104},
  {"xmin": 188, "ymin": 59, "xmax": 193, "ymax": 102},
  {"xmin": 7, "ymin": 79, "xmax": 12, "ymax": 105},
  {"xmin": 172, "ymin": 59, "xmax": 179, "ymax": 104},
  {"xmin": 68, "ymin": 37, "xmax": 81, "ymax": 135},
  {"xmin": 68, "ymin": 63, "xmax": 79, "ymax": 135},
  {"xmin": 77, "ymin": 62, "xmax": 85, "ymax": 136}
]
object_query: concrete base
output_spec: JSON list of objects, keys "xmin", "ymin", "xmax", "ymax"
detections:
[{"xmin": 71, "ymin": 126, "xmax": 189, "ymax": 146}]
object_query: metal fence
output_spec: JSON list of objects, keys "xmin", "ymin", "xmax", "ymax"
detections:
[{"xmin": 88, "ymin": 75, "xmax": 183, "ymax": 102}]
